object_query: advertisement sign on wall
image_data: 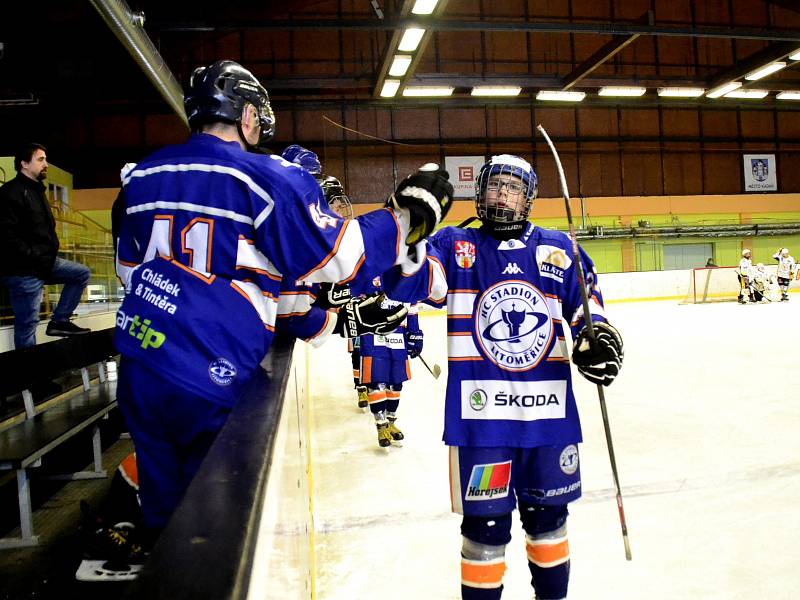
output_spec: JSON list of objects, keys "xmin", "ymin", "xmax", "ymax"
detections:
[
  {"xmin": 743, "ymin": 154, "xmax": 777, "ymax": 192},
  {"xmin": 444, "ymin": 156, "xmax": 485, "ymax": 198}
]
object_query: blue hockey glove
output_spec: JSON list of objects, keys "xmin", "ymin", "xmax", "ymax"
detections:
[
  {"xmin": 572, "ymin": 322, "xmax": 623, "ymax": 386},
  {"xmin": 406, "ymin": 330, "xmax": 424, "ymax": 358},
  {"xmin": 387, "ymin": 164, "xmax": 454, "ymax": 245}
]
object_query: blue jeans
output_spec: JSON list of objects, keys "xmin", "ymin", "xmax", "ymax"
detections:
[{"xmin": 0, "ymin": 257, "xmax": 91, "ymax": 349}]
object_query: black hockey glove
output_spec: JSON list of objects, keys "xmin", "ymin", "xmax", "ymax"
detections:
[
  {"xmin": 406, "ymin": 330, "xmax": 424, "ymax": 358},
  {"xmin": 387, "ymin": 164, "xmax": 454, "ymax": 245},
  {"xmin": 334, "ymin": 294, "xmax": 408, "ymax": 338},
  {"xmin": 315, "ymin": 282, "xmax": 352, "ymax": 310},
  {"xmin": 571, "ymin": 322, "xmax": 624, "ymax": 387}
]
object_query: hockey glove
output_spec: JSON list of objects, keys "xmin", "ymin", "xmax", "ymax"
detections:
[
  {"xmin": 406, "ymin": 330, "xmax": 424, "ymax": 358},
  {"xmin": 334, "ymin": 294, "xmax": 408, "ymax": 338},
  {"xmin": 572, "ymin": 322, "xmax": 624, "ymax": 387},
  {"xmin": 387, "ymin": 164, "xmax": 454, "ymax": 245},
  {"xmin": 315, "ymin": 282, "xmax": 352, "ymax": 310}
]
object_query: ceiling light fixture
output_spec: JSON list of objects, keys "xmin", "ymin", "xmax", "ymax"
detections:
[
  {"xmin": 723, "ymin": 89, "xmax": 769, "ymax": 99},
  {"xmin": 789, "ymin": 50, "xmax": 800, "ymax": 61},
  {"xmin": 389, "ymin": 55, "xmax": 413, "ymax": 77},
  {"xmin": 398, "ymin": 28, "xmax": 426, "ymax": 52},
  {"xmin": 536, "ymin": 90, "xmax": 586, "ymax": 102},
  {"xmin": 471, "ymin": 86, "xmax": 522, "ymax": 97},
  {"xmin": 706, "ymin": 81, "xmax": 741, "ymax": 98},
  {"xmin": 657, "ymin": 87, "xmax": 706, "ymax": 98},
  {"xmin": 411, "ymin": 0, "xmax": 439, "ymax": 14},
  {"xmin": 776, "ymin": 91, "xmax": 800, "ymax": 100},
  {"xmin": 380, "ymin": 80, "xmax": 401, "ymax": 98},
  {"xmin": 598, "ymin": 86, "xmax": 647, "ymax": 97},
  {"xmin": 402, "ymin": 86, "xmax": 454, "ymax": 97},
  {"xmin": 744, "ymin": 62, "xmax": 787, "ymax": 81}
]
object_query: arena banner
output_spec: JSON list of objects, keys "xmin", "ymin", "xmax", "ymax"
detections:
[
  {"xmin": 445, "ymin": 156, "xmax": 485, "ymax": 198},
  {"xmin": 743, "ymin": 154, "xmax": 777, "ymax": 192}
]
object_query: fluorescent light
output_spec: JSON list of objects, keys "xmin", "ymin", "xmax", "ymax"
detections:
[
  {"xmin": 402, "ymin": 86, "xmax": 454, "ymax": 97},
  {"xmin": 724, "ymin": 89, "xmax": 769, "ymax": 99},
  {"xmin": 776, "ymin": 91, "xmax": 800, "ymax": 100},
  {"xmin": 471, "ymin": 86, "xmax": 522, "ymax": 97},
  {"xmin": 389, "ymin": 55, "xmax": 412, "ymax": 77},
  {"xmin": 398, "ymin": 28, "xmax": 426, "ymax": 52},
  {"xmin": 706, "ymin": 81, "xmax": 741, "ymax": 98},
  {"xmin": 380, "ymin": 79, "xmax": 400, "ymax": 98},
  {"xmin": 411, "ymin": 0, "xmax": 438, "ymax": 14},
  {"xmin": 657, "ymin": 87, "xmax": 705, "ymax": 97},
  {"xmin": 536, "ymin": 90, "xmax": 585, "ymax": 102},
  {"xmin": 598, "ymin": 86, "xmax": 647, "ymax": 97},
  {"xmin": 745, "ymin": 62, "xmax": 787, "ymax": 81},
  {"xmin": 789, "ymin": 50, "xmax": 800, "ymax": 61}
]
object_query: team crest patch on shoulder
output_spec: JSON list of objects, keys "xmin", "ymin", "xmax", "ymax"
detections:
[
  {"xmin": 455, "ymin": 240, "xmax": 476, "ymax": 269},
  {"xmin": 209, "ymin": 357, "xmax": 237, "ymax": 386},
  {"xmin": 465, "ymin": 460, "xmax": 511, "ymax": 501},
  {"xmin": 475, "ymin": 280, "xmax": 553, "ymax": 372},
  {"xmin": 536, "ymin": 245, "xmax": 572, "ymax": 283}
]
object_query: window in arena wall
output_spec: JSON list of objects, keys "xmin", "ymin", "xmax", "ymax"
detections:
[{"xmin": 663, "ymin": 243, "xmax": 713, "ymax": 271}]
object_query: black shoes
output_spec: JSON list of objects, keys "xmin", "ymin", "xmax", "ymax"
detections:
[{"xmin": 46, "ymin": 320, "xmax": 91, "ymax": 336}]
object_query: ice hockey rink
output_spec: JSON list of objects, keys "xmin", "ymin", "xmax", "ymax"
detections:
[{"xmin": 306, "ymin": 298, "xmax": 800, "ymax": 600}]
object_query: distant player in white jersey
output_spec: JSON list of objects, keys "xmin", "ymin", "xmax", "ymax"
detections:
[
  {"xmin": 738, "ymin": 248, "xmax": 753, "ymax": 304},
  {"xmin": 750, "ymin": 263, "xmax": 774, "ymax": 303},
  {"xmin": 381, "ymin": 154, "xmax": 623, "ymax": 600},
  {"xmin": 772, "ymin": 247, "xmax": 796, "ymax": 301}
]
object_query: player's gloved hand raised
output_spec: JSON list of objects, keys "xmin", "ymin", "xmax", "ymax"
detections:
[
  {"xmin": 387, "ymin": 164, "xmax": 454, "ymax": 245},
  {"xmin": 406, "ymin": 330, "xmax": 424, "ymax": 358},
  {"xmin": 334, "ymin": 294, "xmax": 408, "ymax": 338},
  {"xmin": 315, "ymin": 282, "xmax": 352, "ymax": 310},
  {"xmin": 571, "ymin": 322, "xmax": 623, "ymax": 386}
]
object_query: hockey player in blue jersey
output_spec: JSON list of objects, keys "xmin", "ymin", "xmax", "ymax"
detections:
[
  {"xmin": 113, "ymin": 60, "xmax": 453, "ymax": 542},
  {"xmin": 381, "ymin": 155, "xmax": 623, "ymax": 599}
]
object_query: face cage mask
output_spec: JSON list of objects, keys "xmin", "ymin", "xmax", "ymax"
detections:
[
  {"xmin": 328, "ymin": 194, "xmax": 353, "ymax": 220},
  {"xmin": 475, "ymin": 169, "xmax": 534, "ymax": 224}
]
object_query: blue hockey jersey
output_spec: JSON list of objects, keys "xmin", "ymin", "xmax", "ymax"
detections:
[
  {"xmin": 115, "ymin": 133, "xmax": 410, "ymax": 397},
  {"xmin": 382, "ymin": 223, "xmax": 609, "ymax": 448}
]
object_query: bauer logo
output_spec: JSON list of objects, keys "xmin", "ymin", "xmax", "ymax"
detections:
[
  {"xmin": 465, "ymin": 460, "xmax": 511, "ymax": 501},
  {"xmin": 208, "ymin": 357, "xmax": 237, "ymax": 386},
  {"xmin": 559, "ymin": 444, "xmax": 579, "ymax": 475},
  {"xmin": 475, "ymin": 280, "xmax": 553, "ymax": 372},
  {"xmin": 469, "ymin": 389, "xmax": 488, "ymax": 411}
]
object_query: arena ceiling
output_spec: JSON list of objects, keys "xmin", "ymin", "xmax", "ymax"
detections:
[{"xmin": 3, "ymin": 0, "xmax": 800, "ymax": 185}]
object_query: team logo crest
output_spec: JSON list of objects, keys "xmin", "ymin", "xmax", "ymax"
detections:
[
  {"xmin": 475, "ymin": 280, "xmax": 553, "ymax": 371},
  {"xmin": 455, "ymin": 240, "xmax": 476, "ymax": 269},
  {"xmin": 559, "ymin": 445, "xmax": 579, "ymax": 475},
  {"xmin": 209, "ymin": 357, "xmax": 237, "ymax": 386},
  {"xmin": 751, "ymin": 158, "xmax": 768, "ymax": 182}
]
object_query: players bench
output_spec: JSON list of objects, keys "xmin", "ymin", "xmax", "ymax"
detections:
[{"xmin": 0, "ymin": 328, "xmax": 118, "ymax": 548}]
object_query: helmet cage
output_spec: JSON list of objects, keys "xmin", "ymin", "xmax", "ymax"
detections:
[
  {"xmin": 319, "ymin": 175, "xmax": 353, "ymax": 219},
  {"xmin": 475, "ymin": 155, "xmax": 538, "ymax": 224}
]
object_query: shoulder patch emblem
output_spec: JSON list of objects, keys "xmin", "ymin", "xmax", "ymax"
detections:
[{"xmin": 455, "ymin": 240, "xmax": 476, "ymax": 269}]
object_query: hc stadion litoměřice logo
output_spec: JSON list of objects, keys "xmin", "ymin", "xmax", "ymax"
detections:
[{"xmin": 475, "ymin": 280, "xmax": 553, "ymax": 372}]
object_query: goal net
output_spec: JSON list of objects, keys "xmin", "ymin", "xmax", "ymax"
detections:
[{"xmin": 684, "ymin": 266, "xmax": 743, "ymax": 303}]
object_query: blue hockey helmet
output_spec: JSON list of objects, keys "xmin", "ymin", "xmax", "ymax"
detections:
[
  {"xmin": 281, "ymin": 144, "xmax": 322, "ymax": 175},
  {"xmin": 184, "ymin": 60, "xmax": 275, "ymax": 147},
  {"xmin": 475, "ymin": 154, "xmax": 538, "ymax": 225}
]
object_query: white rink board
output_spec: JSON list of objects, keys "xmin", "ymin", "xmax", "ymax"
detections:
[{"xmin": 307, "ymin": 300, "xmax": 800, "ymax": 600}]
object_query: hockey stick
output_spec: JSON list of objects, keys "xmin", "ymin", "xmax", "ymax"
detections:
[
  {"xmin": 417, "ymin": 354, "xmax": 442, "ymax": 379},
  {"xmin": 537, "ymin": 124, "xmax": 633, "ymax": 561}
]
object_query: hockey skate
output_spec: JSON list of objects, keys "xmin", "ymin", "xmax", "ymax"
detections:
[
  {"xmin": 387, "ymin": 419, "xmax": 404, "ymax": 446},
  {"xmin": 356, "ymin": 386, "xmax": 369, "ymax": 410},
  {"xmin": 376, "ymin": 421, "xmax": 393, "ymax": 448},
  {"xmin": 76, "ymin": 519, "xmax": 147, "ymax": 581}
]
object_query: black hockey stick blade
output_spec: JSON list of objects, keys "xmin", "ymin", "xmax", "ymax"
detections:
[{"xmin": 417, "ymin": 355, "xmax": 441, "ymax": 379}]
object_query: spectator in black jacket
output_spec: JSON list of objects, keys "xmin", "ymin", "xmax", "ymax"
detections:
[{"xmin": 0, "ymin": 142, "xmax": 91, "ymax": 348}]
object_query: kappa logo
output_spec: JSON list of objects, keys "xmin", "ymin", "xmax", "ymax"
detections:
[{"xmin": 502, "ymin": 262, "xmax": 524, "ymax": 275}]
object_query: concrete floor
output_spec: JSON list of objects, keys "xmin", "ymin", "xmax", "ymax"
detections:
[{"xmin": 308, "ymin": 299, "xmax": 800, "ymax": 599}]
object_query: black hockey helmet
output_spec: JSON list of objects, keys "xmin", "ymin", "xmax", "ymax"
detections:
[
  {"xmin": 318, "ymin": 174, "xmax": 353, "ymax": 219},
  {"xmin": 184, "ymin": 60, "xmax": 275, "ymax": 147}
]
